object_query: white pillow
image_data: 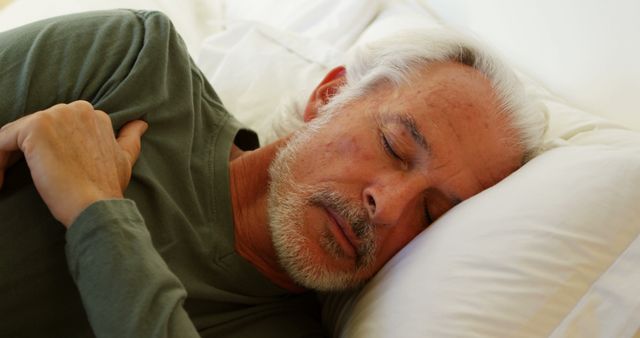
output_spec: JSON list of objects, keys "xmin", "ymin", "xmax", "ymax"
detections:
[
  {"xmin": 324, "ymin": 136, "xmax": 640, "ymax": 337},
  {"xmin": 198, "ymin": 1, "xmax": 640, "ymax": 337}
]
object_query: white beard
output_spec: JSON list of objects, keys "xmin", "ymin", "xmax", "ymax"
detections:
[{"xmin": 266, "ymin": 108, "xmax": 377, "ymax": 291}]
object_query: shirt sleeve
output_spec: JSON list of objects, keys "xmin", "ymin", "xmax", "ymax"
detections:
[{"xmin": 65, "ymin": 199, "xmax": 200, "ymax": 338}]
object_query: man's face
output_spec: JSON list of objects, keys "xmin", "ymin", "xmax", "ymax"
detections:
[{"xmin": 268, "ymin": 61, "xmax": 523, "ymax": 291}]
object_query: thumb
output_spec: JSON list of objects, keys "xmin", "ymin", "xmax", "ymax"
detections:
[{"xmin": 116, "ymin": 120, "xmax": 148, "ymax": 165}]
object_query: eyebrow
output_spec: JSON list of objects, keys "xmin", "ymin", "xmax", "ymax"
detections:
[{"xmin": 388, "ymin": 112, "xmax": 430, "ymax": 153}]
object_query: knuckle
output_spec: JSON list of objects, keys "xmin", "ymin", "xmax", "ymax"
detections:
[
  {"xmin": 30, "ymin": 112, "xmax": 54, "ymax": 132},
  {"xmin": 95, "ymin": 110, "xmax": 112, "ymax": 124},
  {"xmin": 65, "ymin": 101, "xmax": 95, "ymax": 121},
  {"xmin": 94, "ymin": 111, "xmax": 115, "ymax": 132},
  {"xmin": 47, "ymin": 103, "xmax": 69, "ymax": 112},
  {"xmin": 69, "ymin": 100, "xmax": 94, "ymax": 111}
]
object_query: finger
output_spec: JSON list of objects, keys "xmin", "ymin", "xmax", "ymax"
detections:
[
  {"xmin": 0, "ymin": 110, "xmax": 46, "ymax": 147},
  {"xmin": 68, "ymin": 100, "xmax": 94, "ymax": 110},
  {"xmin": 0, "ymin": 118, "xmax": 25, "ymax": 152},
  {"xmin": 94, "ymin": 108, "xmax": 113, "ymax": 128},
  {"xmin": 116, "ymin": 120, "xmax": 148, "ymax": 165},
  {"xmin": 0, "ymin": 117, "xmax": 32, "ymax": 190}
]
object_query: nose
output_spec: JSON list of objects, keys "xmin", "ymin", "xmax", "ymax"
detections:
[{"xmin": 363, "ymin": 174, "xmax": 426, "ymax": 226}]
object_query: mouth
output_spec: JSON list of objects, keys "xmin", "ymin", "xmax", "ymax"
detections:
[{"xmin": 324, "ymin": 206, "xmax": 360, "ymax": 259}]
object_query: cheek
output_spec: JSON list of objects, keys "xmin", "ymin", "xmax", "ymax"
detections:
[
  {"xmin": 375, "ymin": 224, "xmax": 424, "ymax": 263},
  {"xmin": 334, "ymin": 136, "xmax": 360, "ymax": 155},
  {"xmin": 321, "ymin": 135, "xmax": 378, "ymax": 173},
  {"xmin": 290, "ymin": 125, "xmax": 382, "ymax": 186},
  {"xmin": 341, "ymin": 133, "xmax": 382, "ymax": 161}
]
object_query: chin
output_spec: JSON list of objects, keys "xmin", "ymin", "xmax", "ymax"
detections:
[
  {"xmin": 280, "ymin": 247, "xmax": 371, "ymax": 292},
  {"xmin": 269, "ymin": 204, "xmax": 374, "ymax": 291}
]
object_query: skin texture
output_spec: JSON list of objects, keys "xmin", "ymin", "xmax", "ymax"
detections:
[{"xmin": 231, "ymin": 61, "xmax": 525, "ymax": 291}]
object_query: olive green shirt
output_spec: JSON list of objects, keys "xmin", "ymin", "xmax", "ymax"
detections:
[{"xmin": 0, "ymin": 10, "xmax": 323, "ymax": 338}]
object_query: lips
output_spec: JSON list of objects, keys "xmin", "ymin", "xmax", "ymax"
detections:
[{"xmin": 325, "ymin": 206, "xmax": 360, "ymax": 258}]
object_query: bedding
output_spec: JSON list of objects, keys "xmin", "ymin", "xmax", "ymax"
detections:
[
  {"xmin": 2, "ymin": 0, "xmax": 639, "ymax": 337},
  {"xmin": 427, "ymin": 0, "xmax": 640, "ymax": 132}
]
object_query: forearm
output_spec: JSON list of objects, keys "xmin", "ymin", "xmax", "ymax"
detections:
[
  {"xmin": 66, "ymin": 199, "xmax": 200, "ymax": 338},
  {"xmin": 1, "ymin": 9, "xmax": 211, "ymax": 337}
]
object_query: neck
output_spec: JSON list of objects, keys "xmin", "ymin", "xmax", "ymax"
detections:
[{"xmin": 229, "ymin": 137, "xmax": 306, "ymax": 293}]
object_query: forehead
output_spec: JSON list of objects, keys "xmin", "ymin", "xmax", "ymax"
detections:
[{"xmin": 383, "ymin": 61, "xmax": 500, "ymax": 122}]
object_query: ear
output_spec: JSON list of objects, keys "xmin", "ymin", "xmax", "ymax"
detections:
[{"xmin": 303, "ymin": 66, "xmax": 347, "ymax": 122}]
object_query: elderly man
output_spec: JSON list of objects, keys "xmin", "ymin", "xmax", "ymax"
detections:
[{"xmin": 0, "ymin": 9, "xmax": 544, "ymax": 338}]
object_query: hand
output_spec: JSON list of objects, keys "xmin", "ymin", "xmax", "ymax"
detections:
[{"xmin": 0, "ymin": 101, "xmax": 148, "ymax": 228}]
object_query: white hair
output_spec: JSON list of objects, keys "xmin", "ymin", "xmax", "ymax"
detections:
[
  {"xmin": 269, "ymin": 29, "xmax": 547, "ymax": 161},
  {"xmin": 324, "ymin": 29, "xmax": 547, "ymax": 160}
]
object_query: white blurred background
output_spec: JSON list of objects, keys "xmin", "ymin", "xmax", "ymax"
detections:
[
  {"xmin": 427, "ymin": 0, "xmax": 640, "ymax": 131},
  {"xmin": 1, "ymin": 0, "xmax": 638, "ymax": 130}
]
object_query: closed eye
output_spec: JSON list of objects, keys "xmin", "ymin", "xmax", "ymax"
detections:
[{"xmin": 381, "ymin": 132, "xmax": 402, "ymax": 161}]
